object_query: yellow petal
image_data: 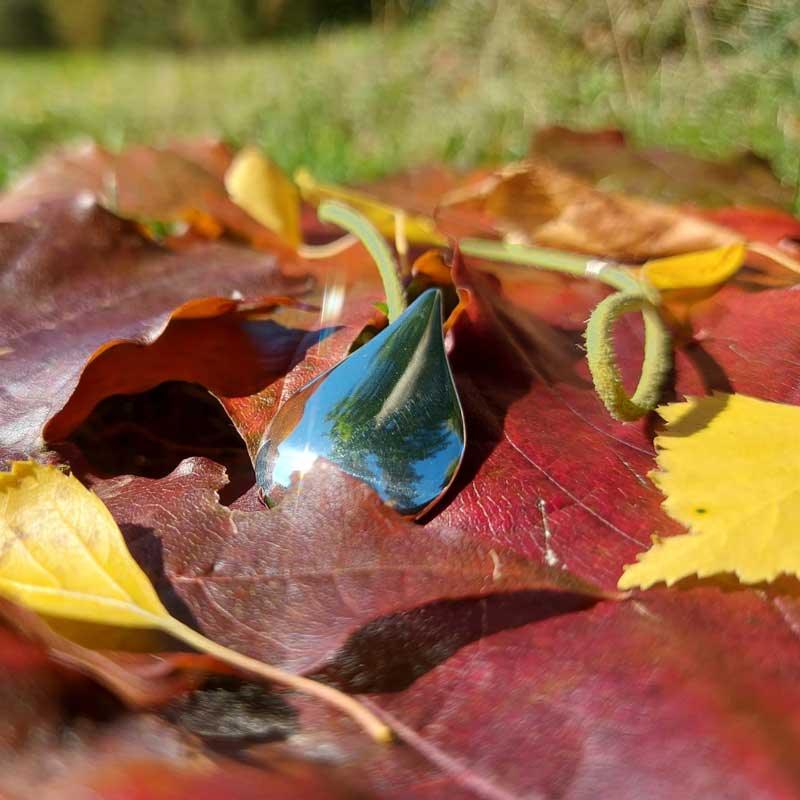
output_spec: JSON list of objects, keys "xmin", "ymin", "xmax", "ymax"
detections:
[
  {"xmin": 294, "ymin": 167, "xmax": 446, "ymax": 247},
  {"xmin": 225, "ymin": 147, "xmax": 302, "ymax": 248},
  {"xmin": 642, "ymin": 243, "xmax": 746, "ymax": 290},
  {"xmin": 0, "ymin": 462, "xmax": 169, "ymax": 627},
  {"xmin": 619, "ymin": 393, "xmax": 800, "ymax": 589}
]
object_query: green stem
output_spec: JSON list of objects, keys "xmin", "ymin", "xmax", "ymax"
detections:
[
  {"xmin": 459, "ymin": 238, "xmax": 641, "ymax": 293},
  {"xmin": 297, "ymin": 233, "xmax": 358, "ymax": 260},
  {"xmin": 318, "ymin": 200, "xmax": 407, "ymax": 322},
  {"xmin": 458, "ymin": 237, "xmax": 672, "ymax": 421},
  {"xmin": 585, "ymin": 293, "xmax": 672, "ymax": 422}
]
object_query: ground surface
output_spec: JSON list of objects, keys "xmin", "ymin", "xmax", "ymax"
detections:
[{"xmin": 1, "ymin": 3, "xmax": 798, "ymax": 200}]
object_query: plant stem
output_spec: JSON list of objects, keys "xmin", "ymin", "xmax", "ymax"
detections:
[
  {"xmin": 298, "ymin": 233, "xmax": 358, "ymax": 259},
  {"xmin": 459, "ymin": 238, "xmax": 641, "ymax": 293},
  {"xmin": 318, "ymin": 200, "xmax": 407, "ymax": 321},
  {"xmin": 584, "ymin": 292, "xmax": 672, "ymax": 421},
  {"xmin": 458, "ymin": 236, "xmax": 672, "ymax": 421},
  {"xmin": 166, "ymin": 618, "xmax": 393, "ymax": 744}
]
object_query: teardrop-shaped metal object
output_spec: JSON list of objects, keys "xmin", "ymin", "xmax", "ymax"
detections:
[{"xmin": 255, "ymin": 288, "xmax": 466, "ymax": 518}]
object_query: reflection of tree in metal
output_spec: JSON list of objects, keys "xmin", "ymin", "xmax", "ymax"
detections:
[{"xmin": 256, "ymin": 289, "xmax": 465, "ymax": 517}]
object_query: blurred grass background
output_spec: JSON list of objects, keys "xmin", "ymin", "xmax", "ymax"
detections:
[{"xmin": 1, "ymin": 0, "xmax": 798, "ymax": 202}]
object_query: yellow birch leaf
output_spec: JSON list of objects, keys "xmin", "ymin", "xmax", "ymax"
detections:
[
  {"xmin": 0, "ymin": 461, "xmax": 391, "ymax": 742},
  {"xmin": 618, "ymin": 393, "xmax": 800, "ymax": 590},
  {"xmin": 294, "ymin": 167, "xmax": 447, "ymax": 247},
  {"xmin": 225, "ymin": 147, "xmax": 302, "ymax": 248},
  {"xmin": 642, "ymin": 243, "xmax": 746, "ymax": 290},
  {"xmin": 0, "ymin": 461, "xmax": 169, "ymax": 627}
]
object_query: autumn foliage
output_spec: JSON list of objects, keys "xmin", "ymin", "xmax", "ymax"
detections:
[{"xmin": 2, "ymin": 130, "xmax": 800, "ymax": 798}]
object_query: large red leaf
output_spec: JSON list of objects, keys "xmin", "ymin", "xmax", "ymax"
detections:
[
  {"xmin": 422, "ymin": 256, "xmax": 678, "ymax": 588},
  {"xmin": 92, "ymin": 457, "xmax": 603, "ymax": 674},
  {"xmin": 424, "ymin": 246, "xmax": 800, "ymax": 589},
  {"xmin": 0, "ymin": 197, "xmax": 309, "ymax": 462},
  {"xmin": 275, "ymin": 589, "xmax": 800, "ymax": 800}
]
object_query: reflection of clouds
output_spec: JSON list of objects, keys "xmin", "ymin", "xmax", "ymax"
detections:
[{"xmin": 375, "ymin": 321, "xmax": 433, "ymax": 427}]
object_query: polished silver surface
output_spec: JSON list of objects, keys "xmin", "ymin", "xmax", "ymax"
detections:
[{"xmin": 255, "ymin": 288, "xmax": 466, "ymax": 518}]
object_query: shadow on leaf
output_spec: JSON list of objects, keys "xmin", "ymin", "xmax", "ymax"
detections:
[
  {"xmin": 167, "ymin": 676, "xmax": 299, "ymax": 749},
  {"xmin": 315, "ymin": 590, "xmax": 597, "ymax": 694},
  {"xmin": 59, "ymin": 381, "xmax": 255, "ymax": 505}
]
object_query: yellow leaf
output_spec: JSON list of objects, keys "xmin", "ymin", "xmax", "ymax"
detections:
[
  {"xmin": 0, "ymin": 462, "xmax": 169, "ymax": 627},
  {"xmin": 225, "ymin": 147, "xmax": 302, "ymax": 248},
  {"xmin": 294, "ymin": 167, "xmax": 447, "ymax": 247},
  {"xmin": 0, "ymin": 462, "xmax": 390, "ymax": 741},
  {"xmin": 642, "ymin": 243, "xmax": 746, "ymax": 290},
  {"xmin": 618, "ymin": 394, "xmax": 800, "ymax": 590}
]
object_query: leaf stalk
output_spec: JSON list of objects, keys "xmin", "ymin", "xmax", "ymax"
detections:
[
  {"xmin": 165, "ymin": 618, "xmax": 393, "ymax": 744},
  {"xmin": 458, "ymin": 237, "xmax": 672, "ymax": 421},
  {"xmin": 318, "ymin": 200, "xmax": 407, "ymax": 322}
]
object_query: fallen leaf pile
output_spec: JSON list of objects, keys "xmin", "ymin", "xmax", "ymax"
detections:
[{"xmin": 2, "ymin": 129, "xmax": 800, "ymax": 798}]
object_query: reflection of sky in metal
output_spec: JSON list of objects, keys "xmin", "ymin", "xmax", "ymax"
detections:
[{"xmin": 267, "ymin": 289, "xmax": 464, "ymax": 516}]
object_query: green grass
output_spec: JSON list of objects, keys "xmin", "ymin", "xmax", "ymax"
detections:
[{"xmin": 1, "ymin": 2, "xmax": 798, "ymax": 199}]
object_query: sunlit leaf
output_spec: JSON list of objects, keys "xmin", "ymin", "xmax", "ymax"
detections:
[
  {"xmin": 294, "ymin": 167, "xmax": 446, "ymax": 246},
  {"xmin": 225, "ymin": 146, "xmax": 302, "ymax": 248},
  {"xmin": 619, "ymin": 393, "xmax": 800, "ymax": 590},
  {"xmin": 0, "ymin": 462, "xmax": 169, "ymax": 627},
  {"xmin": 95, "ymin": 457, "xmax": 605, "ymax": 674},
  {"xmin": 0, "ymin": 198, "xmax": 307, "ymax": 462},
  {"xmin": 439, "ymin": 159, "xmax": 740, "ymax": 261},
  {"xmin": 642, "ymin": 243, "xmax": 746, "ymax": 290}
]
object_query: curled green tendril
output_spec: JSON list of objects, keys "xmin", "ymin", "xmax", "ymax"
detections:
[
  {"xmin": 458, "ymin": 238, "xmax": 672, "ymax": 421},
  {"xmin": 584, "ymin": 292, "xmax": 671, "ymax": 422},
  {"xmin": 317, "ymin": 200, "xmax": 407, "ymax": 322}
]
